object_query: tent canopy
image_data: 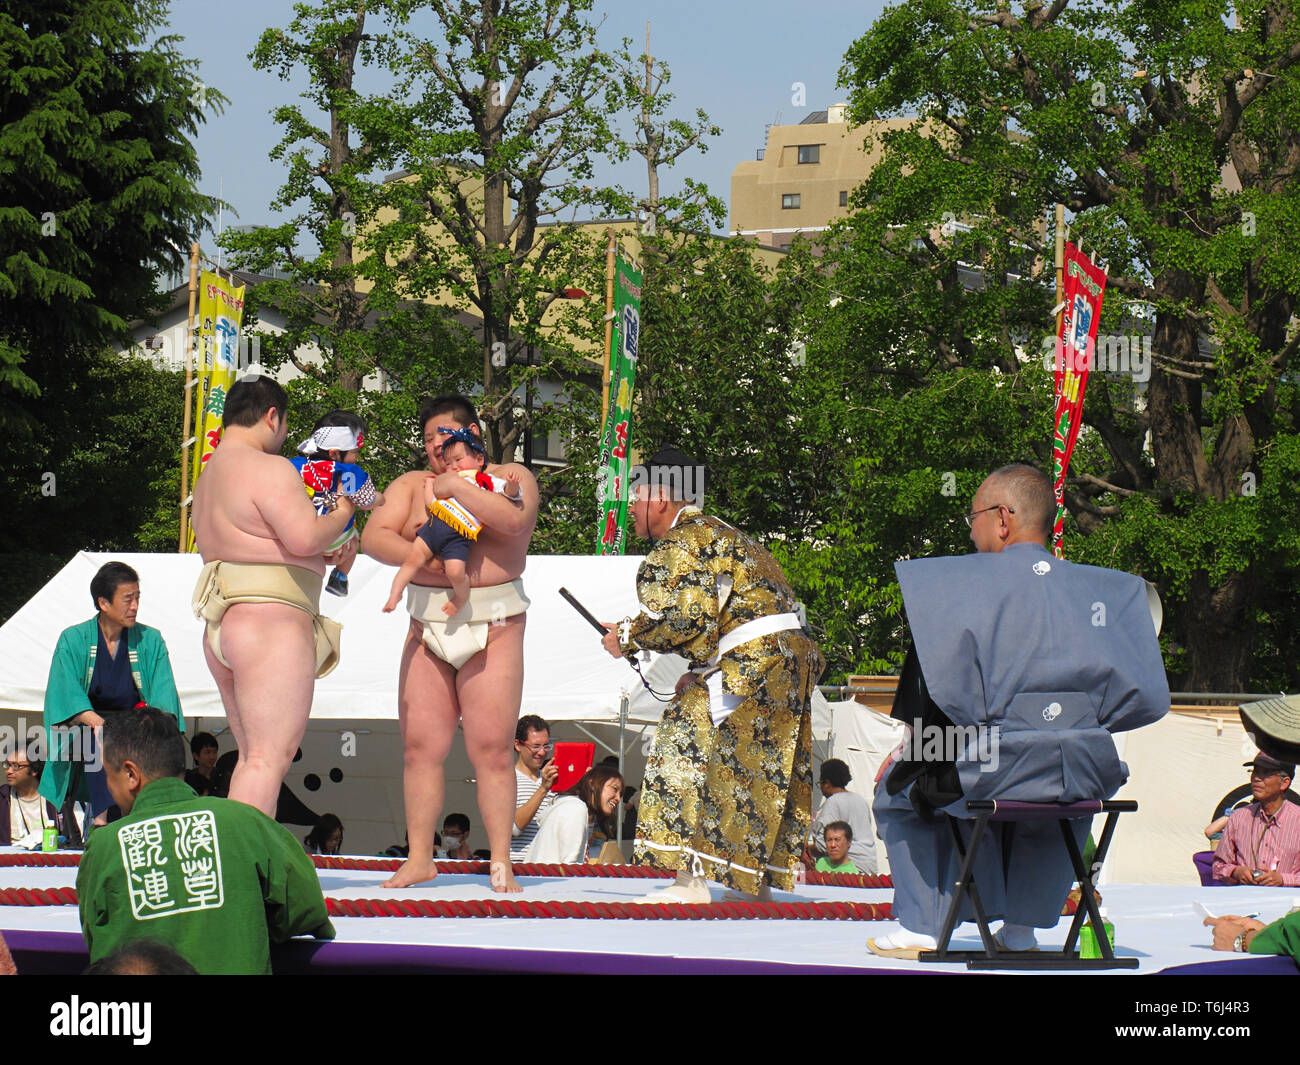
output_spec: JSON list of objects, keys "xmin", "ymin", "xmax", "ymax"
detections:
[{"xmin": 0, "ymin": 552, "xmax": 688, "ymax": 725}]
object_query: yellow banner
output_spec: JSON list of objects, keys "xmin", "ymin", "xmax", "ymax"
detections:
[{"xmin": 187, "ymin": 271, "xmax": 245, "ymax": 551}]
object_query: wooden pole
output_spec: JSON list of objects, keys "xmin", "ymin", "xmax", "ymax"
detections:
[
  {"xmin": 599, "ymin": 229, "xmax": 617, "ymax": 431},
  {"xmin": 177, "ymin": 242, "xmax": 201, "ymax": 551}
]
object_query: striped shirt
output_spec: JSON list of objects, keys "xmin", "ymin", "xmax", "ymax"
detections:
[
  {"xmin": 513, "ymin": 769, "xmax": 556, "ymax": 860},
  {"xmin": 1212, "ymin": 800, "xmax": 1300, "ymax": 886}
]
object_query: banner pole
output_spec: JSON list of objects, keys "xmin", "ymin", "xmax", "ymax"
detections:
[{"xmin": 178, "ymin": 241, "xmax": 200, "ymax": 551}]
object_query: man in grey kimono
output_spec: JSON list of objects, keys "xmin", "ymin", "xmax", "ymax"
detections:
[{"xmin": 868, "ymin": 465, "xmax": 1168, "ymax": 958}]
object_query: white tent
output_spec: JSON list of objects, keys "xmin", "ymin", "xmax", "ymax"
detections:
[
  {"xmin": 1107, "ymin": 711, "xmax": 1260, "ymax": 885},
  {"xmin": 0, "ymin": 552, "xmax": 687, "ymax": 852},
  {"xmin": 4, "ymin": 553, "xmax": 1230, "ymax": 880},
  {"xmin": 0, "ymin": 551, "xmax": 687, "ymax": 724},
  {"xmin": 812, "ymin": 697, "xmax": 906, "ymax": 873}
]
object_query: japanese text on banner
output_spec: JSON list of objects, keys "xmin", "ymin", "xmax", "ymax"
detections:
[
  {"xmin": 1051, "ymin": 244, "xmax": 1107, "ymax": 558},
  {"xmin": 596, "ymin": 254, "xmax": 642, "ymax": 555},
  {"xmin": 187, "ymin": 271, "xmax": 245, "ymax": 551}
]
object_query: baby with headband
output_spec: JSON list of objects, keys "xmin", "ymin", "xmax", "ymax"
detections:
[
  {"xmin": 289, "ymin": 411, "xmax": 384, "ymax": 597},
  {"xmin": 383, "ymin": 428, "xmax": 521, "ymax": 617}
]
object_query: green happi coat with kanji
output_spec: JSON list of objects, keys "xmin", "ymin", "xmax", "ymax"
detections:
[{"xmin": 77, "ymin": 777, "xmax": 334, "ymax": 974}]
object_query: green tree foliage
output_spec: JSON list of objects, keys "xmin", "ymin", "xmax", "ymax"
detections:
[
  {"xmin": 833, "ymin": 0, "xmax": 1300, "ymax": 690},
  {"xmin": 219, "ymin": 0, "xmax": 480, "ymax": 494},
  {"xmin": 637, "ymin": 238, "xmax": 820, "ymax": 537},
  {"xmin": 370, "ymin": 0, "xmax": 624, "ymax": 465},
  {"xmin": 3, "ymin": 353, "xmax": 186, "ymax": 622},
  {"xmin": 777, "ymin": 365, "xmax": 1054, "ymax": 679},
  {"xmin": 610, "ymin": 33, "xmax": 725, "ymax": 239},
  {"xmin": 0, "ymin": 0, "xmax": 216, "ymax": 424},
  {"xmin": 0, "ymin": 0, "xmax": 219, "ymax": 621},
  {"xmin": 227, "ymin": 1, "xmax": 652, "ymax": 552}
]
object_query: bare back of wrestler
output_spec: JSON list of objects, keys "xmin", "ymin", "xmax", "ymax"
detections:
[
  {"xmin": 361, "ymin": 400, "xmax": 537, "ymax": 891},
  {"xmin": 191, "ymin": 379, "xmax": 356, "ymax": 817}
]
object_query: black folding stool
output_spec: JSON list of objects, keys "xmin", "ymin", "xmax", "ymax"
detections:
[{"xmin": 917, "ymin": 798, "xmax": 1139, "ymax": 970}]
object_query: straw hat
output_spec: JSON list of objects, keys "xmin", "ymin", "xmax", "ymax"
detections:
[{"xmin": 1239, "ymin": 695, "xmax": 1300, "ymax": 765}]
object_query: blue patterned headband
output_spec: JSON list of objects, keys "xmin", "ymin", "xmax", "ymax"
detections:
[{"xmin": 438, "ymin": 425, "xmax": 486, "ymax": 457}]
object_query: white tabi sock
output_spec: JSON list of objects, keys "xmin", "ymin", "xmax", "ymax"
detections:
[
  {"xmin": 996, "ymin": 923, "xmax": 1039, "ymax": 951},
  {"xmin": 872, "ymin": 927, "xmax": 938, "ymax": 952},
  {"xmin": 636, "ymin": 870, "xmax": 712, "ymax": 904}
]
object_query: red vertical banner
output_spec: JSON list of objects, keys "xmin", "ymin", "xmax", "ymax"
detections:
[{"xmin": 1052, "ymin": 243, "xmax": 1107, "ymax": 558}]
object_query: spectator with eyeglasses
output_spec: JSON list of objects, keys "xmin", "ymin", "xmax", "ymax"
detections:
[
  {"xmin": 1, "ymin": 745, "xmax": 60, "ymax": 847},
  {"xmin": 512, "ymin": 715, "xmax": 558, "ymax": 859},
  {"xmin": 1212, "ymin": 753, "xmax": 1300, "ymax": 886}
]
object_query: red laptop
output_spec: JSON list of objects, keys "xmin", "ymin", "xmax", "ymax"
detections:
[{"xmin": 550, "ymin": 742, "xmax": 595, "ymax": 793}]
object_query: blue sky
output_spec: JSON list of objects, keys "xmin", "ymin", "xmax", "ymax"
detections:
[{"xmin": 164, "ymin": 0, "xmax": 890, "ymax": 244}]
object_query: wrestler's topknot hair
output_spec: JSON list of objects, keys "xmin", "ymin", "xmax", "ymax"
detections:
[
  {"xmin": 420, "ymin": 394, "xmax": 480, "ymax": 434},
  {"xmin": 223, "ymin": 375, "xmax": 289, "ymax": 429},
  {"xmin": 102, "ymin": 707, "xmax": 187, "ymax": 780}
]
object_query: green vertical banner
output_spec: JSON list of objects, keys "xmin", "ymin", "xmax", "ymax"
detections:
[{"xmin": 596, "ymin": 252, "xmax": 642, "ymax": 554}]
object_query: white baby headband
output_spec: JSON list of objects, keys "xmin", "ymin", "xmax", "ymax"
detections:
[{"xmin": 298, "ymin": 425, "xmax": 364, "ymax": 455}]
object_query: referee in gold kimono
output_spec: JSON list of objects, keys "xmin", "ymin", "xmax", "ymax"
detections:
[{"xmin": 602, "ymin": 448, "xmax": 825, "ymax": 902}]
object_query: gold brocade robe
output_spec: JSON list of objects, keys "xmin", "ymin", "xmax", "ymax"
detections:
[{"xmin": 619, "ymin": 509, "xmax": 825, "ymax": 894}]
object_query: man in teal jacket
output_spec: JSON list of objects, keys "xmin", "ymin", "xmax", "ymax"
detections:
[
  {"xmin": 40, "ymin": 561, "xmax": 183, "ymax": 828},
  {"xmin": 77, "ymin": 707, "xmax": 334, "ymax": 975}
]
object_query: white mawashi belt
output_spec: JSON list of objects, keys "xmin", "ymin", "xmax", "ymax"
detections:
[{"xmin": 709, "ymin": 612, "xmax": 802, "ymax": 668}]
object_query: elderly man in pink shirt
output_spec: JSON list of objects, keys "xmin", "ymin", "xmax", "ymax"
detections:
[{"xmin": 1212, "ymin": 752, "xmax": 1300, "ymax": 886}]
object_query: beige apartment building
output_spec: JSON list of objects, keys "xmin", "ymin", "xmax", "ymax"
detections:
[{"xmin": 730, "ymin": 104, "xmax": 914, "ymax": 249}]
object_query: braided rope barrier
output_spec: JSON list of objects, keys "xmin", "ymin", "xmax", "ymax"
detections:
[
  {"xmin": 323, "ymin": 897, "xmax": 894, "ymax": 921},
  {"xmin": 0, "ymin": 854, "xmax": 81, "ymax": 868},
  {"xmin": 0, "ymin": 886, "xmax": 892, "ymax": 921},
  {"xmin": 802, "ymin": 871, "xmax": 892, "ymax": 889},
  {"xmin": 312, "ymin": 857, "xmax": 668, "ymax": 878},
  {"xmin": 0, "ymin": 854, "xmax": 894, "ymax": 892},
  {"xmin": 0, "ymin": 887, "xmax": 79, "ymax": 906},
  {"xmin": 311, "ymin": 856, "xmax": 893, "ymax": 889}
]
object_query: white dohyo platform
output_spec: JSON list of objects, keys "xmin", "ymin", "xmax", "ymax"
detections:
[{"xmin": 0, "ymin": 856, "xmax": 1295, "ymax": 974}]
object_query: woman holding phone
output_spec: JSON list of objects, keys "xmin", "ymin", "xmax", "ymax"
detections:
[{"xmin": 524, "ymin": 766, "xmax": 623, "ymax": 865}]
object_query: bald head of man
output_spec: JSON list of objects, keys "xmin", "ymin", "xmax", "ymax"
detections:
[{"xmin": 967, "ymin": 464, "xmax": 1055, "ymax": 553}]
